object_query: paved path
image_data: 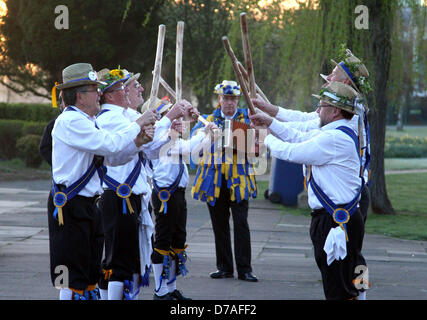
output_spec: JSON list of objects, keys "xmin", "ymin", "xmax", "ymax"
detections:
[{"xmin": 0, "ymin": 179, "xmax": 426, "ymax": 300}]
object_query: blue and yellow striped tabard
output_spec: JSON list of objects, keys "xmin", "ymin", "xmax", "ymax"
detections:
[{"xmin": 190, "ymin": 107, "xmax": 257, "ymax": 206}]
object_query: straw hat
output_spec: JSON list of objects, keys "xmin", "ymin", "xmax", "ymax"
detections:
[
  {"xmin": 312, "ymin": 81, "xmax": 358, "ymax": 114},
  {"xmin": 330, "ymin": 49, "xmax": 369, "ymax": 94},
  {"xmin": 214, "ymin": 80, "xmax": 241, "ymax": 96},
  {"xmin": 56, "ymin": 63, "xmax": 106, "ymax": 90},
  {"xmin": 97, "ymin": 67, "xmax": 130, "ymax": 92},
  {"xmin": 122, "ymin": 69, "xmax": 141, "ymax": 86}
]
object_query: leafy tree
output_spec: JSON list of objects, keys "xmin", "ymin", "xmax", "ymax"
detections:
[
  {"xmin": 0, "ymin": 0, "xmax": 165, "ymax": 99},
  {"xmin": 161, "ymin": 0, "xmax": 234, "ymax": 112}
]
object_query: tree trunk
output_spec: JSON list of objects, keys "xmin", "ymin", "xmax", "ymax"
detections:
[{"xmin": 365, "ymin": 0, "xmax": 396, "ymax": 215}]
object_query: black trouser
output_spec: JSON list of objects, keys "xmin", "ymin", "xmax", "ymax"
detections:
[
  {"xmin": 47, "ymin": 192, "xmax": 104, "ymax": 291},
  {"xmin": 207, "ymin": 178, "xmax": 252, "ymax": 275},
  {"xmin": 151, "ymin": 188, "xmax": 187, "ymax": 264},
  {"xmin": 355, "ymin": 184, "xmax": 370, "ymax": 292},
  {"xmin": 98, "ymin": 190, "xmax": 142, "ymax": 286},
  {"xmin": 310, "ymin": 207, "xmax": 365, "ymax": 300},
  {"xmin": 359, "ymin": 184, "xmax": 370, "ymax": 224}
]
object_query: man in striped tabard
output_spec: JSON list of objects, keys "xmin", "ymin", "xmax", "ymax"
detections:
[{"xmin": 191, "ymin": 80, "xmax": 258, "ymax": 283}]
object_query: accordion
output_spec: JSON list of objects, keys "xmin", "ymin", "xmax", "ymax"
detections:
[{"xmin": 223, "ymin": 119, "xmax": 259, "ymax": 156}]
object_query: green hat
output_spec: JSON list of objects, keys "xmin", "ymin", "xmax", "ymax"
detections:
[{"xmin": 56, "ymin": 63, "xmax": 106, "ymax": 90}]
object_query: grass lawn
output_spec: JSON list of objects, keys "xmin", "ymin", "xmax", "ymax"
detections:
[
  {"xmin": 0, "ymin": 159, "xmax": 51, "ymax": 181},
  {"xmin": 385, "ymin": 158, "xmax": 427, "ymax": 171},
  {"xmin": 258, "ymin": 172, "xmax": 427, "ymax": 241}
]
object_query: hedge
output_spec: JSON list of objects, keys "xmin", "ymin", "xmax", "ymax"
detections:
[
  {"xmin": 385, "ymin": 135, "xmax": 427, "ymax": 158},
  {"xmin": 0, "ymin": 102, "xmax": 59, "ymax": 122},
  {"xmin": 0, "ymin": 119, "xmax": 48, "ymax": 160},
  {"xmin": 16, "ymin": 134, "xmax": 43, "ymax": 168}
]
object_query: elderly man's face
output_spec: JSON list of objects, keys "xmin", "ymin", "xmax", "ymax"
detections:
[
  {"xmin": 105, "ymin": 81, "xmax": 130, "ymax": 107},
  {"xmin": 77, "ymin": 84, "xmax": 102, "ymax": 116},
  {"xmin": 126, "ymin": 80, "xmax": 144, "ymax": 110},
  {"xmin": 324, "ymin": 66, "xmax": 351, "ymax": 87},
  {"xmin": 219, "ymin": 95, "xmax": 239, "ymax": 117}
]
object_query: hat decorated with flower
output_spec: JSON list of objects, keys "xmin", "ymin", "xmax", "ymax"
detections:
[
  {"xmin": 312, "ymin": 81, "xmax": 359, "ymax": 114},
  {"xmin": 214, "ymin": 80, "xmax": 242, "ymax": 96},
  {"xmin": 330, "ymin": 45, "xmax": 371, "ymax": 97},
  {"xmin": 97, "ymin": 66, "xmax": 130, "ymax": 92}
]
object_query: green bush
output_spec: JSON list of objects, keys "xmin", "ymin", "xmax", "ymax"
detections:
[
  {"xmin": 0, "ymin": 119, "xmax": 48, "ymax": 160},
  {"xmin": 0, "ymin": 102, "xmax": 59, "ymax": 122},
  {"xmin": 0, "ymin": 119, "xmax": 25, "ymax": 159},
  {"xmin": 16, "ymin": 134, "xmax": 43, "ymax": 168},
  {"xmin": 385, "ymin": 135, "xmax": 427, "ymax": 158}
]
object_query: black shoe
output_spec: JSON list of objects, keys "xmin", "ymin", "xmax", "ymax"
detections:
[
  {"xmin": 153, "ymin": 293, "xmax": 176, "ymax": 300},
  {"xmin": 210, "ymin": 270, "xmax": 234, "ymax": 279},
  {"xmin": 170, "ymin": 289, "xmax": 192, "ymax": 300},
  {"xmin": 238, "ymin": 272, "xmax": 258, "ymax": 282}
]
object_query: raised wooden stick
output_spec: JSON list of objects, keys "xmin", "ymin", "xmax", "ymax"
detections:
[
  {"xmin": 237, "ymin": 61, "xmax": 270, "ymax": 104},
  {"xmin": 158, "ymin": 74, "xmax": 177, "ymax": 101},
  {"xmin": 240, "ymin": 13, "xmax": 257, "ymax": 100},
  {"xmin": 176, "ymin": 21, "xmax": 184, "ymax": 103},
  {"xmin": 222, "ymin": 36, "xmax": 256, "ymax": 115},
  {"xmin": 148, "ymin": 24, "xmax": 166, "ymax": 111}
]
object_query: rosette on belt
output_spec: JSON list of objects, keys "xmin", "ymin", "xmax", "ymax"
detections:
[
  {"xmin": 158, "ymin": 189, "xmax": 171, "ymax": 214},
  {"xmin": 116, "ymin": 183, "xmax": 134, "ymax": 214},
  {"xmin": 53, "ymin": 191, "xmax": 67, "ymax": 226}
]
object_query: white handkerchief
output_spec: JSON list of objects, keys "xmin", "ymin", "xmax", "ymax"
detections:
[
  {"xmin": 323, "ymin": 226, "xmax": 347, "ymax": 266},
  {"xmin": 139, "ymin": 193, "xmax": 154, "ymax": 275}
]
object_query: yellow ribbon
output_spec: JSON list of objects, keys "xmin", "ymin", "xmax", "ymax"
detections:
[
  {"xmin": 103, "ymin": 269, "xmax": 113, "ymax": 280},
  {"xmin": 58, "ymin": 207, "xmax": 64, "ymax": 226},
  {"xmin": 125, "ymin": 197, "xmax": 134, "ymax": 214},
  {"xmin": 51, "ymin": 82, "xmax": 59, "ymax": 108}
]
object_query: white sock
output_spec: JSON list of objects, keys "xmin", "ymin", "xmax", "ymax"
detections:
[
  {"xmin": 59, "ymin": 288, "xmax": 73, "ymax": 300},
  {"xmin": 167, "ymin": 260, "xmax": 177, "ymax": 293},
  {"xmin": 358, "ymin": 291, "xmax": 367, "ymax": 300},
  {"xmin": 153, "ymin": 263, "xmax": 169, "ymax": 297},
  {"xmin": 99, "ymin": 289, "xmax": 108, "ymax": 300},
  {"xmin": 108, "ymin": 281, "xmax": 124, "ymax": 300}
]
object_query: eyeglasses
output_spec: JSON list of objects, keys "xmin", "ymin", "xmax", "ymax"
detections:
[
  {"xmin": 107, "ymin": 85, "xmax": 126, "ymax": 93},
  {"xmin": 80, "ymin": 88, "xmax": 101, "ymax": 93}
]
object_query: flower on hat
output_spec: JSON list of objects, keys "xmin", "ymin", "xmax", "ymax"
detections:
[
  {"xmin": 214, "ymin": 80, "xmax": 242, "ymax": 96},
  {"xmin": 335, "ymin": 44, "xmax": 372, "ymax": 97},
  {"xmin": 99, "ymin": 66, "xmax": 129, "ymax": 92},
  {"xmin": 110, "ymin": 68, "xmax": 125, "ymax": 79}
]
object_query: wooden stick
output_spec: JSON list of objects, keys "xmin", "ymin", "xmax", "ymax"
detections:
[
  {"xmin": 237, "ymin": 61, "xmax": 270, "ymax": 104},
  {"xmin": 222, "ymin": 36, "xmax": 256, "ymax": 115},
  {"xmin": 175, "ymin": 21, "xmax": 184, "ymax": 103},
  {"xmin": 148, "ymin": 24, "xmax": 166, "ymax": 111},
  {"xmin": 158, "ymin": 74, "xmax": 177, "ymax": 101},
  {"xmin": 158, "ymin": 72, "xmax": 208, "ymax": 126},
  {"xmin": 240, "ymin": 12, "xmax": 257, "ymax": 100}
]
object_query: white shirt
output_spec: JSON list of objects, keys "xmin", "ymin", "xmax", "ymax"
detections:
[
  {"xmin": 51, "ymin": 106, "xmax": 140, "ymax": 197},
  {"xmin": 151, "ymin": 123, "xmax": 208, "ymax": 188},
  {"xmin": 264, "ymin": 119, "xmax": 362, "ymax": 210},
  {"xmin": 96, "ymin": 104, "xmax": 152, "ymax": 195},
  {"xmin": 273, "ymin": 106, "xmax": 369, "ymax": 181}
]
